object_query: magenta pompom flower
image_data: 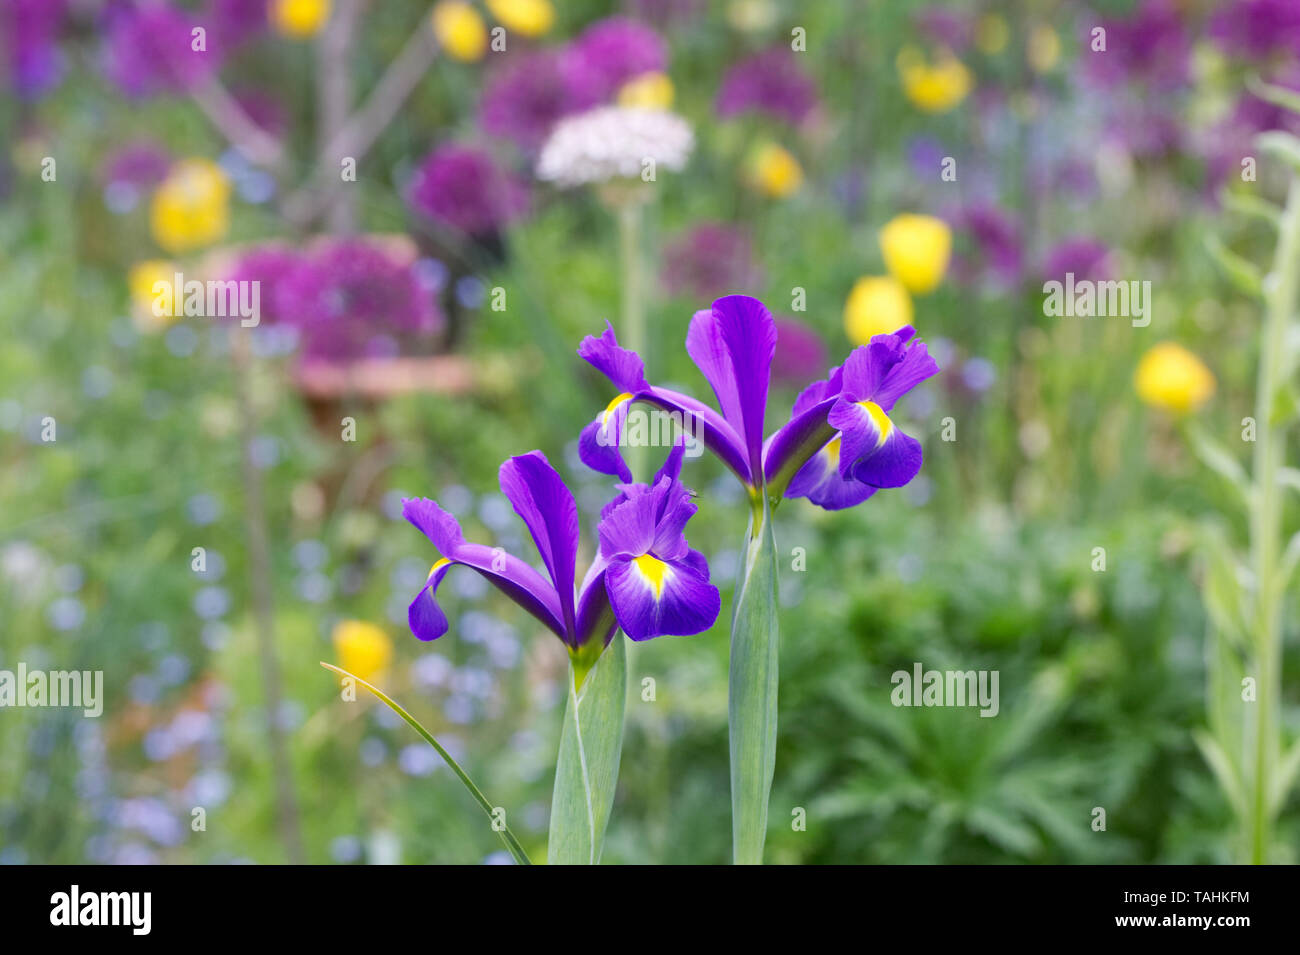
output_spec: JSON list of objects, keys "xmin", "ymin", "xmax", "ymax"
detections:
[
  {"xmin": 565, "ymin": 16, "xmax": 668, "ymax": 101},
  {"xmin": 2, "ymin": 0, "xmax": 68, "ymax": 99},
  {"xmin": 715, "ymin": 47, "xmax": 819, "ymax": 126},
  {"xmin": 408, "ymin": 145, "xmax": 530, "ymax": 236},
  {"xmin": 102, "ymin": 2, "xmax": 218, "ymax": 99}
]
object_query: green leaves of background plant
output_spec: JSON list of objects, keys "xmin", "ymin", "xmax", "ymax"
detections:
[
  {"xmin": 729, "ymin": 500, "xmax": 779, "ymax": 865},
  {"xmin": 548, "ymin": 633, "xmax": 627, "ymax": 864}
]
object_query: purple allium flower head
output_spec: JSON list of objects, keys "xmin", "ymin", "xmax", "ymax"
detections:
[
  {"xmin": 1209, "ymin": 0, "xmax": 1300, "ymax": 59},
  {"xmin": 1042, "ymin": 238, "xmax": 1112, "ymax": 283},
  {"xmin": 209, "ymin": 0, "xmax": 269, "ymax": 49},
  {"xmin": 1086, "ymin": 0, "xmax": 1191, "ymax": 92},
  {"xmin": 479, "ymin": 49, "xmax": 601, "ymax": 153},
  {"xmin": 629, "ymin": 0, "xmax": 704, "ymax": 27},
  {"xmin": 716, "ymin": 47, "xmax": 819, "ymax": 126},
  {"xmin": 102, "ymin": 2, "xmax": 219, "ymax": 99},
  {"xmin": 225, "ymin": 244, "xmax": 304, "ymax": 327},
  {"xmin": 661, "ymin": 222, "xmax": 764, "ymax": 300},
  {"xmin": 276, "ymin": 238, "xmax": 444, "ymax": 361},
  {"xmin": 2, "ymin": 0, "xmax": 68, "ymax": 99},
  {"xmin": 565, "ymin": 16, "xmax": 668, "ymax": 101},
  {"xmin": 946, "ymin": 203, "xmax": 1023, "ymax": 289},
  {"xmin": 914, "ymin": 7, "xmax": 974, "ymax": 53},
  {"xmin": 408, "ymin": 145, "xmax": 530, "ymax": 236},
  {"xmin": 102, "ymin": 142, "xmax": 172, "ymax": 190},
  {"xmin": 771, "ymin": 318, "xmax": 828, "ymax": 390},
  {"xmin": 231, "ymin": 89, "xmax": 287, "ymax": 137},
  {"xmin": 1203, "ymin": 69, "xmax": 1300, "ymax": 194}
]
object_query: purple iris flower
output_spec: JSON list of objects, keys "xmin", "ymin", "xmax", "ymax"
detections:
[
  {"xmin": 577, "ymin": 294, "xmax": 938, "ymax": 512},
  {"xmin": 402, "ymin": 447, "xmax": 719, "ymax": 659}
]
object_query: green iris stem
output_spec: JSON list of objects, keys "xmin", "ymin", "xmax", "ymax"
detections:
[
  {"xmin": 729, "ymin": 496, "xmax": 780, "ymax": 864},
  {"xmin": 1245, "ymin": 174, "xmax": 1300, "ymax": 863},
  {"xmin": 319, "ymin": 663, "xmax": 533, "ymax": 865}
]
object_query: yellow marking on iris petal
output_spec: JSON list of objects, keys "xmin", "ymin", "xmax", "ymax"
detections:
[
  {"xmin": 601, "ymin": 392, "xmax": 634, "ymax": 434},
  {"xmin": 824, "ymin": 437, "xmax": 842, "ymax": 469},
  {"xmin": 633, "ymin": 554, "xmax": 671, "ymax": 600},
  {"xmin": 428, "ymin": 557, "xmax": 451, "ymax": 580},
  {"xmin": 858, "ymin": 400, "xmax": 894, "ymax": 447}
]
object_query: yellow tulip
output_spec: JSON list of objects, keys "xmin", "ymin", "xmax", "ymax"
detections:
[
  {"xmin": 1135, "ymin": 343, "xmax": 1216, "ymax": 414},
  {"xmin": 897, "ymin": 46, "xmax": 972, "ymax": 113},
  {"xmin": 271, "ymin": 0, "xmax": 331, "ymax": 37},
  {"xmin": 149, "ymin": 159, "xmax": 231, "ymax": 255},
  {"xmin": 618, "ymin": 72, "xmax": 675, "ymax": 110},
  {"xmin": 879, "ymin": 213, "xmax": 951, "ymax": 295},
  {"xmin": 843, "ymin": 276, "xmax": 914, "ymax": 345},
  {"xmin": 485, "ymin": 0, "xmax": 553, "ymax": 37},
  {"xmin": 332, "ymin": 620, "xmax": 394, "ymax": 684},
  {"xmin": 127, "ymin": 260, "xmax": 181, "ymax": 330},
  {"xmin": 748, "ymin": 143, "xmax": 803, "ymax": 198},
  {"xmin": 1027, "ymin": 26, "xmax": 1061, "ymax": 73},
  {"xmin": 976, "ymin": 15, "xmax": 1009, "ymax": 55},
  {"xmin": 432, "ymin": 1, "xmax": 487, "ymax": 62}
]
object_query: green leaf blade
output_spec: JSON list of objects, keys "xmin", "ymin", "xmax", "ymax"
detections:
[
  {"xmin": 548, "ymin": 633, "xmax": 628, "ymax": 864},
  {"xmin": 729, "ymin": 500, "xmax": 780, "ymax": 865}
]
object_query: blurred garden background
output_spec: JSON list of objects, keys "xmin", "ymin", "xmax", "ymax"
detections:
[{"xmin": 2, "ymin": 0, "xmax": 1299, "ymax": 864}]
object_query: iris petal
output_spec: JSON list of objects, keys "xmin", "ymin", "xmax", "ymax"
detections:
[
  {"xmin": 498, "ymin": 452, "xmax": 581, "ymax": 636},
  {"xmin": 605, "ymin": 551, "xmax": 720, "ymax": 641}
]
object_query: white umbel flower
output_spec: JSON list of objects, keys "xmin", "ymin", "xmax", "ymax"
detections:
[{"xmin": 536, "ymin": 106, "xmax": 694, "ymax": 188}]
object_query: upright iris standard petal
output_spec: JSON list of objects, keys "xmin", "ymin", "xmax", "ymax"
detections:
[
  {"xmin": 686, "ymin": 295, "xmax": 777, "ymax": 477},
  {"xmin": 401, "ymin": 498, "xmax": 567, "ymax": 641},
  {"xmin": 498, "ymin": 452, "xmax": 582, "ymax": 637}
]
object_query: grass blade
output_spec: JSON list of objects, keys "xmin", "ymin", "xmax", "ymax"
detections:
[{"xmin": 320, "ymin": 662, "xmax": 533, "ymax": 865}]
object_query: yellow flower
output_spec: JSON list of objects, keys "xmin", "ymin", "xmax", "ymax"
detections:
[
  {"xmin": 975, "ymin": 15, "xmax": 1009, "ymax": 55},
  {"xmin": 843, "ymin": 276, "xmax": 914, "ymax": 345},
  {"xmin": 1135, "ymin": 343, "xmax": 1216, "ymax": 414},
  {"xmin": 432, "ymin": 1, "xmax": 487, "ymax": 62},
  {"xmin": 149, "ymin": 159, "xmax": 231, "ymax": 255},
  {"xmin": 332, "ymin": 620, "xmax": 394, "ymax": 684},
  {"xmin": 897, "ymin": 46, "xmax": 972, "ymax": 113},
  {"xmin": 748, "ymin": 143, "xmax": 802, "ymax": 198},
  {"xmin": 485, "ymin": 0, "xmax": 553, "ymax": 37},
  {"xmin": 127, "ymin": 260, "xmax": 180, "ymax": 330},
  {"xmin": 618, "ymin": 72, "xmax": 675, "ymax": 109},
  {"xmin": 879, "ymin": 213, "xmax": 951, "ymax": 295},
  {"xmin": 1027, "ymin": 25, "xmax": 1061, "ymax": 73},
  {"xmin": 271, "ymin": 0, "xmax": 331, "ymax": 36}
]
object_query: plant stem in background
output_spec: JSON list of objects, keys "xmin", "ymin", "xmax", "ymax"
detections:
[
  {"xmin": 231, "ymin": 332, "xmax": 305, "ymax": 864},
  {"xmin": 549, "ymin": 633, "xmax": 628, "ymax": 864},
  {"xmin": 1245, "ymin": 175, "xmax": 1300, "ymax": 863},
  {"xmin": 729, "ymin": 495, "xmax": 780, "ymax": 864},
  {"xmin": 318, "ymin": 0, "xmax": 359, "ymax": 234}
]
